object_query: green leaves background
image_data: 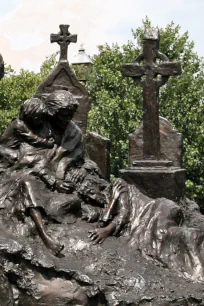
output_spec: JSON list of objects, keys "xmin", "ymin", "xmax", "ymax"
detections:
[
  {"xmin": 87, "ymin": 19, "xmax": 204, "ymax": 205},
  {"xmin": 0, "ymin": 19, "xmax": 203, "ymax": 206}
]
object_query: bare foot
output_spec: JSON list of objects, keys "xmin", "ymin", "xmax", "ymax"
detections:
[{"xmin": 43, "ymin": 234, "xmax": 64, "ymax": 255}]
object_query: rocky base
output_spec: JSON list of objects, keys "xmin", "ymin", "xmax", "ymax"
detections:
[{"xmin": 1, "ymin": 200, "xmax": 204, "ymax": 306}]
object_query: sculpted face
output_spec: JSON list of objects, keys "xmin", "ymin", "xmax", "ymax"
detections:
[
  {"xmin": 30, "ymin": 113, "xmax": 45, "ymax": 128},
  {"xmin": 54, "ymin": 108, "xmax": 75, "ymax": 130},
  {"xmin": 19, "ymin": 98, "xmax": 47, "ymax": 129},
  {"xmin": 46, "ymin": 90, "xmax": 79, "ymax": 131}
]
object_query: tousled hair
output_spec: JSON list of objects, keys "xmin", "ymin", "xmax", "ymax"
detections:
[
  {"xmin": 45, "ymin": 90, "xmax": 79, "ymax": 116},
  {"xmin": 19, "ymin": 98, "xmax": 46, "ymax": 122}
]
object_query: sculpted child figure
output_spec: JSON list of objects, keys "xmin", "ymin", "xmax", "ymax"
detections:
[
  {"xmin": 0, "ymin": 97, "xmax": 64, "ymax": 255},
  {"xmin": 0, "ymin": 98, "xmax": 55, "ymax": 167},
  {"xmin": 0, "ymin": 91, "xmax": 100, "ymax": 255}
]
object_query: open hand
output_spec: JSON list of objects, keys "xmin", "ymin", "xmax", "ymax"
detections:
[
  {"xmin": 111, "ymin": 178, "xmax": 128, "ymax": 201},
  {"xmin": 88, "ymin": 227, "xmax": 111, "ymax": 244},
  {"xmin": 71, "ymin": 168, "xmax": 87, "ymax": 184},
  {"xmin": 55, "ymin": 179, "xmax": 74, "ymax": 193}
]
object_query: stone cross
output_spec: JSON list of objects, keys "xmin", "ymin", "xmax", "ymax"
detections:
[
  {"xmin": 122, "ymin": 28, "xmax": 181, "ymax": 160},
  {"xmin": 50, "ymin": 25, "xmax": 77, "ymax": 62}
]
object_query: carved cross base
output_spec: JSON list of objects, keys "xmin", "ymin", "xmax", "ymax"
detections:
[
  {"xmin": 132, "ymin": 160, "xmax": 173, "ymax": 167},
  {"xmin": 120, "ymin": 167, "xmax": 186, "ymax": 201}
]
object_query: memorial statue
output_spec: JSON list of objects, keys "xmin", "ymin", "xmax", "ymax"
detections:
[
  {"xmin": 0, "ymin": 89, "xmax": 204, "ymax": 304},
  {"xmin": 0, "ymin": 90, "xmax": 104, "ymax": 255},
  {"xmin": 0, "ymin": 26, "xmax": 204, "ymax": 306},
  {"xmin": 0, "ymin": 90, "xmax": 203, "ymax": 283}
]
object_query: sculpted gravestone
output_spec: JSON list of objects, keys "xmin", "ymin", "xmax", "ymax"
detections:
[
  {"xmin": 35, "ymin": 24, "xmax": 89, "ymax": 132},
  {"xmin": 35, "ymin": 25, "xmax": 110, "ymax": 179},
  {"xmin": 84, "ymin": 132, "xmax": 111, "ymax": 180},
  {"xmin": 121, "ymin": 28, "xmax": 186, "ymax": 200},
  {"xmin": 0, "ymin": 24, "xmax": 204, "ymax": 306},
  {"xmin": 129, "ymin": 116, "xmax": 183, "ymax": 167}
]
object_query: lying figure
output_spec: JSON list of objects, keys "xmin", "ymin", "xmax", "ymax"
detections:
[{"xmin": 87, "ymin": 178, "xmax": 204, "ymax": 281}]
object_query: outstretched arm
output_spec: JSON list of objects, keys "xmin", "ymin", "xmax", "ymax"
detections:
[
  {"xmin": 15, "ymin": 120, "xmax": 54, "ymax": 148},
  {"xmin": 111, "ymin": 188, "xmax": 130, "ymax": 235},
  {"xmin": 88, "ymin": 179, "xmax": 130, "ymax": 244}
]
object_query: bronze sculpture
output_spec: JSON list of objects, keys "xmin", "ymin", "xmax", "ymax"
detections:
[
  {"xmin": 0, "ymin": 26, "xmax": 204, "ymax": 305},
  {"xmin": 0, "ymin": 91, "xmax": 101, "ymax": 255},
  {"xmin": 0, "ymin": 91, "xmax": 203, "ymax": 275}
]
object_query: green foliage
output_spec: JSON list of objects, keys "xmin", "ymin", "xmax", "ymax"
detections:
[
  {"xmin": 71, "ymin": 63, "xmax": 92, "ymax": 82},
  {"xmin": 0, "ymin": 21, "xmax": 203, "ymax": 204},
  {"xmin": 40, "ymin": 52, "xmax": 59, "ymax": 79},
  {"xmin": 87, "ymin": 18, "xmax": 204, "ymax": 204},
  {"xmin": 0, "ymin": 53, "xmax": 58, "ymax": 135},
  {"xmin": 87, "ymin": 42, "xmax": 143, "ymax": 175},
  {"xmin": 0, "ymin": 66, "xmax": 41, "ymax": 134}
]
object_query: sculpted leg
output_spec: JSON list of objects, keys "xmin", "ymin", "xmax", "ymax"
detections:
[
  {"xmin": 21, "ymin": 179, "xmax": 64, "ymax": 255},
  {"xmin": 29, "ymin": 208, "xmax": 64, "ymax": 255}
]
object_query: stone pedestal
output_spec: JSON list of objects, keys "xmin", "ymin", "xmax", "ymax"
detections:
[
  {"xmin": 125, "ymin": 117, "xmax": 186, "ymax": 201},
  {"xmin": 120, "ymin": 165, "xmax": 186, "ymax": 201}
]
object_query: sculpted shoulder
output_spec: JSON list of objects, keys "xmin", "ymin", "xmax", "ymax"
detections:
[
  {"xmin": 64, "ymin": 120, "xmax": 82, "ymax": 139},
  {"xmin": 61, "ymin": 121, "xmax": 83, "ymax": 149}
]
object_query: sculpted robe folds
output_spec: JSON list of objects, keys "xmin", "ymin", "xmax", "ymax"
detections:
[
  {"xmin": 0, "ymin": 119, "xmax": 98, "ymax": 227},
  {"xmin": 125, "ymin": 184, "xmax": 204, "ymax": 281}
]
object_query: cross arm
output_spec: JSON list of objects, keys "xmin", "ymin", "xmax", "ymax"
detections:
[
  {"xmin": 121, "ymin": 63, "xmax": 146, "ymax": 78},
  {"xmin": 50, "ymin": 33, "xmax": 77, "ymax": 44},
  {"xmin": 66, "ymin": 33, "xmax": 77, "ymax": 43},
  {"xmin": 50, "ymin": 33, "xmax": 61, "ymax": 44},
  {"xmin": 156, "ymin": 62, "xmax": 182, "ymax": 76},
  {"xmin": 122, "ymin": 61, "xmax": 182, "ymax": 78}
]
